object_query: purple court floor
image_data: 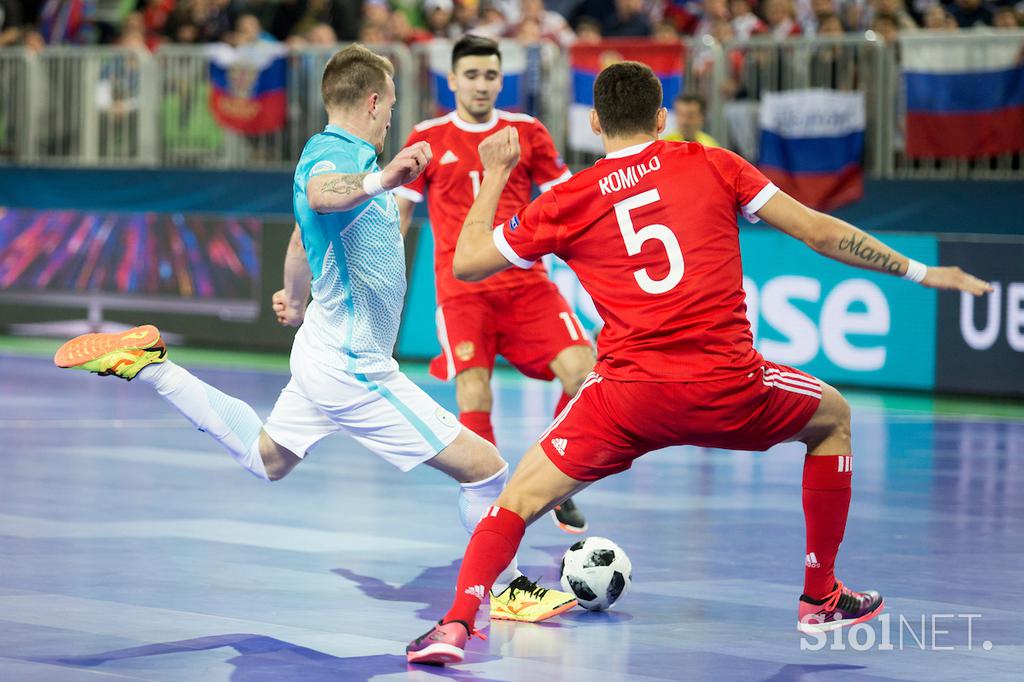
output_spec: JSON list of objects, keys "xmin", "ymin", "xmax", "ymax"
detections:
[{"xmin": 0, "ymin": 351, "xmax": 1021, "ymax": 681}]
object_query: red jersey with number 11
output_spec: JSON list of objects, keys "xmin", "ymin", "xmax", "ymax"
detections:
[
  {"xmin": 493, "ymin": 140, "xmax": 779, "ymax": 383},
  {"xmin": 395, "ymin": 110, "xmax": 572, "ymax": 303}
]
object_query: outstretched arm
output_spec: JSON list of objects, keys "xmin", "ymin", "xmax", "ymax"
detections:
[
  {"xmin": 306, "ymin": 142, "xmax": 432, "ymax": 214},
  {"xmin": 755, "ymin": 191, "xmax": 992, "ymax": 296},
  {"xmin": 272, "ymin": 224, "xmax": 311, "ymax": 327},
  {"xmin": 453, "ymin": 128, "xmax": 522, "ymax": 282}
]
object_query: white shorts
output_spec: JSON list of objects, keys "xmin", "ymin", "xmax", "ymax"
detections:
[{"xmin": 263, "ymin": 342, "xmax": 462, "ymax": 471}]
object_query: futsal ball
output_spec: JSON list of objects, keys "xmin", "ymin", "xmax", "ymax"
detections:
[{"xmin": 559, "ymin": 537, "xmax": 632, "ymax": 611}]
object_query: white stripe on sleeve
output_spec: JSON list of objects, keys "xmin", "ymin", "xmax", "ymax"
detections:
[
  {"xmin": 492, "ymin": 226, "xmax": 536, "ymax": 269},
  {"xmin": 742, "ymin": 182, "xmax": 780, "ymax": 222}
]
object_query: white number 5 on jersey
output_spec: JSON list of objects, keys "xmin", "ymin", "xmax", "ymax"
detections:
[{"xmin": 614, "ymin": 189, "xmax": 684, "ymax": 295}]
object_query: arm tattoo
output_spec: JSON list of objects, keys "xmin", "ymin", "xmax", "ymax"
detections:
[
  {"xmin": 319, "ymin": 173, "xmax": 368, "ymax": 198},
  {"xmin": 463, "ymin": 219, "xmax": 492, "ymax": 231},
  {"xmin": 838, "ymin": 232, "xmax": 903, "ymax": 274}
]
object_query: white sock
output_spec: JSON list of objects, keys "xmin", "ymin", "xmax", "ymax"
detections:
[
  {"xmin": 136, "ymin": 360, "xmax": 269, "ymax": 480},
  {"xmin": 459, "ymin": 463, "xmax": 520, "ymax": 592}
]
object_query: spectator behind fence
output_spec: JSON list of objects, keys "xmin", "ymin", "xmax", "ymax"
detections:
[
  {"xmin": 664, "ymin": 94, "xmax": 721, "ymax": 146},
  {"xmin": 993, "ymin": 6, "xmax": 1020, "ymax": 28},
  {"xmin": 0, "ymin": 0, "xmax": 23, "ymax": 41},
  {"xmin": 816, "ymin": 10, "xmax": 845, "ymax": 34},
  {"xmin": 948, "ymin": 0, "xmax": 994, "ymax": 27},
  {"xmin": 389, "ymin": 10, "xmax": 433, "ymax": 43},
  {"xmin": 603, "ymin": 0, "xmax": 653, "ymax": 36},
  {"xmin": 453, "ymin": 0, "xmax": 481, "ymax": 35},
  {"xmin": 921, "ymin": 4, "xmax": 957, "ymax": 29},
  {"xmin": 872, "ymin": 0, "xmax": 920, "ymax": 30},
  {"xmin": 731, "ymin": 0, "xmax": 767, "ymax": 38},
  {"xmin": 694, "ymin": 0, "xmax": 730, "ymax": 40},
  {"xmin": 806, "ymin": 0, "xmax": 839, "ymax": 33},
  {"xmin": 871, "ymin": 11, "xmax": 900, "ymax": 41},
  {"xmin": 305, "ymin": 21, "xmax": 338, "ymax": 44},
  {"xmin": 515, "ymin": 0, "xmax": 575, "ymax": 47},
  {"xmin": 810, "ymin": 12, "xmax": 860, "ymax": 89},
  {"xmin": 764, "ymin": 0, "xmax": 803, "ymax": 38},
  {"xmin": 474, "ymin": 4, "xmax": 508, "ymax": 39},
  {"xmin": 230, "ymin": 13, "xmax": 276, "ymax": 46},
  {"xmin": 653, "ymin": 19, "xmax": 681, "ymax": 41},
  {"xmin": 425, "ymin": 0, "xmax": 455, "ymax": 37},
  {"xmin": 574, "ymin": 15, "xmax": 602, "ymax": 41}
]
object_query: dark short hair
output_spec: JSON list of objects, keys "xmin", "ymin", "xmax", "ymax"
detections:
[
  {"xmin": 594, "ymin": 61, "xmax": 663, "ymax": 138},
  {"xmin": 674, "ymin": 93, "xmax": 706, "ymax": 115},
  {"xmin": 321, "ymin": 43, "xmax": 395, "ymax": 111},
  {"xmin": 452, "ymin": 34, "xmax": 502, "ymax": 70}
]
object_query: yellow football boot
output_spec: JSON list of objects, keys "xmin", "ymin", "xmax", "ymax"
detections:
[
  {"xmin": 490, "ymin": 575, "xmax": 577, "ymax": 623},
  {"xmin": 54, "ymin": 325, "xmax": 167, "ymax": 381}
]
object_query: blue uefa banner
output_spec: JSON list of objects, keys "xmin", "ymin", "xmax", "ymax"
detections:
[
  {"xmin": 398, "ymin": 223, "xmax": 939, "ymax": 390},
  {"xmin": 739, "ymin": 229, "xmax": 937, "ymax": 390}
]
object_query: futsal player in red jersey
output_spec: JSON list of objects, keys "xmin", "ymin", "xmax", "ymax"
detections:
[
  {"xmin": 406, "ymin": 61, "xmax": 993, "ymax": 665},
  {"xmin": 394, "ymin": 35, "xmax": 593, "ymax": 534}
]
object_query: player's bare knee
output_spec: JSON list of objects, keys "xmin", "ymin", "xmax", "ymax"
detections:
[
  {"xmin": 466, "ymin": 438, "xmax": 506, "ymax": 482},
  {"xmin": 821, "ymin": 386, "xmax": 852, "ymax": 439},
  {"xmin": 259, "ymin": 433, "xmax": 299, "ymax": 481},
  {"xmin": 455, "ymin": 368, "xmax": 492, "ymax": 412},
  {"xmin": 552, "ymin": 347, "xmax": 595, "ymax": 396}
]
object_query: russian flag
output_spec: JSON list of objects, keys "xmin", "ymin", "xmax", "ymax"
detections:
[
  {"xmin": 758, "ymin": 89, "xmax": 865, "ymax": 211},
  {"xmin": 429, "ymin": 40, "xmax": 526, "ymax": 114},
  {"xmin": 903, "ymin": 39, "xmax": 1024, "ymax": 159},
  {"xmin": 208, "ymin": 43, "xmax": 288, "ymax": 135},
  {"xmin": 569, "ymin": 41, "xmax": 684, "ymax": 154}
]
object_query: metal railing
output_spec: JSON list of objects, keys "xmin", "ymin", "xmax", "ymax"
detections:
[
  {"xmin": 892, "ymin": 32, "xmax": 1024, "ymax": 179},
  {"xmin": 1, "ymin": 32, "xmax": 1022, "ymax": 179},
  {"xmin": 705, "ymin": 34, "xmax": 890, "ymax": 174}
]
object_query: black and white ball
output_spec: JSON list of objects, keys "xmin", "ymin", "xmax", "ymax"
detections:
[{"xmin": 559, "ymin": 537, "xmax": 632, "ymax": 610}]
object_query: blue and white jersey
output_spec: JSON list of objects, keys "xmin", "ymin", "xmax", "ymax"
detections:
[{"xmin": 293, "ymin": 124, "xmax": 404, "ymax": 375}]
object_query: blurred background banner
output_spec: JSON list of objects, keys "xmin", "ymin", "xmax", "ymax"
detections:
[
  {"xmin": 568, "ymin": 40, "xmax": 684, "ymax": 154},
  {"xmin": 903, "ymin": 39, "xmax": 1024, "ymax": 159},
  {"xmin": 758, "ymin": 88, "xmax": 865, "ymax": 210},
  {"xmin": 207, "ymin": 43, "xmax": 288, "ymax": 134},
  {"xmin": 0, "ymin": 207, "xmax": 263, "ymax": 321}
]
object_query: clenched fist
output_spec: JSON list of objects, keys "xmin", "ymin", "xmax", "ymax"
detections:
[
  {"xmin": 381, "ymin": 141, "xmax": 432, "ymax": 191},
  {"xmin": 272, "ymin": 289, "xmax": 306, "ymax": 327},
  {"xmin": 478, "ymin": 127, "xmax": 520, "ymax": 175}
]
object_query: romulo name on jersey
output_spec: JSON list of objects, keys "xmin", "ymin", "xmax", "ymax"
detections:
[{"xmin": 598, "ymin": 156, "xmax": 661, "ymax": 196}]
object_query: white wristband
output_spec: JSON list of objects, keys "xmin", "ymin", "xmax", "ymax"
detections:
[
  {"xmin": 362, "ymin": 171, "xmax": 385, "ymax": 198},
  {"xmin": 902, "ymin": 258, "xmax": 927, "ymax": 283}
]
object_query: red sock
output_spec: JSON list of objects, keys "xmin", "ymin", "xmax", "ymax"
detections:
[
  {"xmin": 460, "ymin": 411, "xmax": 496, "ymax": 445},
  {"xmin": 802, "ymin": 454, "xmax": 853, "ymax": 600},
  {"xmin": 554, "ymin": 392, "xmax": 572, "ymax": 419},
  {"xmin": 444, "ymin": 505, "xmax": 525, "ymax": 627}
]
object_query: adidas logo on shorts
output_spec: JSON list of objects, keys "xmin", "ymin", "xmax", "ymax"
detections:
[
  {"xmin": 465, "ymin": 584, "xmax": 486, "ymax": 600},
  {"xmin": 550, "ymin": 437, "xmax": 568, "ymax": 456}
]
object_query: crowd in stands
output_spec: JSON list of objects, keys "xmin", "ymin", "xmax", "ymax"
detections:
[{"xmin": 0, "ymin": 0, "xmax": 1020, "ymax": 50}]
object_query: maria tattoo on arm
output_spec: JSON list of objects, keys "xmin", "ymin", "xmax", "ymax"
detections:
[
  {"xmin": 839, "ymin": 233, "xmax": 903, "ymax": 274},
  {"xmin": 319, "ymin": 173, "xmax": 368, "ymax": 198}
]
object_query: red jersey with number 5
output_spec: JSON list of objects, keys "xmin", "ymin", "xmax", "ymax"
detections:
[
  {"xmin": 493, "ymin": 140, "xmax": 779, "ymax": 382},
  {"xmin": 395, "ymin": 110, "xmax": 572, "ymax": 303}
]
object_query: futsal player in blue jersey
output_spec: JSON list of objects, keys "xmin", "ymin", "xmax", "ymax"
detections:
[{"xmin": 55, "ymin": 44, "xmax": 576, "ymax": 621}]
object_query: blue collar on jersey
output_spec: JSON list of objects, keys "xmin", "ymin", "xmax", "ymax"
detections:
[{"xmin": 323, "ymin": 124, "xmax": 377, "ymax": 153}]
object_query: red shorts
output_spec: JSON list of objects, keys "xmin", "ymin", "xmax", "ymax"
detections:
[
  {"xmin": 430, "ymin": 281, "xmax": 593, "ymax": 382},
  {"xmin": 540, "ymin": 361, "xmax": 822, "ymax": 481}
]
